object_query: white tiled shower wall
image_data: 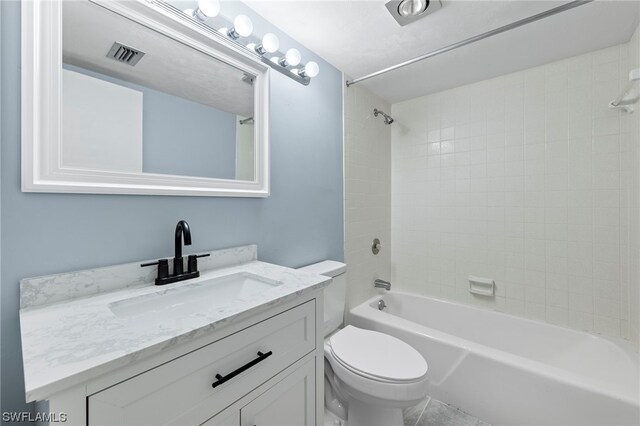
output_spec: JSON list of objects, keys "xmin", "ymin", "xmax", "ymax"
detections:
[
  {"xmin": 344, "ymin": 83, "xmax": 391, "ymax": 308},
  {"xmin": 391, "ymin": 31, "xmax": 640, "ymax": 344}
]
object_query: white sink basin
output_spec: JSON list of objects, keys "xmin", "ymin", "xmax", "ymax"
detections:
[{"xmin": 109, "ymin": 272, "xmax": 283, "ymax": 319}]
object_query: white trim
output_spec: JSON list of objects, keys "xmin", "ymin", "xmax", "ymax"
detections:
[
  {"xmin": 22, "ymin": 0, "xmax": 270, "ymax": 197},
  {"xmin": 341, "ymin": 72, "xmax": 346, "ymax": 253}
]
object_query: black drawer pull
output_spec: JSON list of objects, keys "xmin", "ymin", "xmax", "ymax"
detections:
[{"xmin": 212, "ymin": 351, "xmax": 273, "ymax": 388}]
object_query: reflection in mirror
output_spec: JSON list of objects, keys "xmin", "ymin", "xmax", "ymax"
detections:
[{"xmin": 62, "ymin": 0, "xmax": 256, "ymax": 181}]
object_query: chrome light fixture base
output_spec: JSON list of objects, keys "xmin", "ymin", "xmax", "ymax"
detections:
[
  {"xmin": 226, "ymin": 28, "xmax": 241, "ymax": 40},
  {"xmin": 261, "ymin": 57, "xmax": 310, "ymax": 86},
  {"xmin": 385, "ymin": 0, "xmax": 442, "ymax": 26}
]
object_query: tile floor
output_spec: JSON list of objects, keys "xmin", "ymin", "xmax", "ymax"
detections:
[{"xmin": 403, "ymin": 397, "xmax": 491, "ymax": 426}]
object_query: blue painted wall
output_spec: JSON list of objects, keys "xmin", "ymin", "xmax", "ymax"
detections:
[
  {"xmin": 65, "ymin": 64, "xmax": 238, "ymax": 179},
  {"xmin": 1, "ymin": 0, "xmax": 344, "ymax": 417},
  {"xmin": 142, "ymin": 86, "xmax": 238, "ymax": 179}
]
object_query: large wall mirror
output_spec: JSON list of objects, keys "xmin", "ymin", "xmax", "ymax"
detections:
[{"xmin": 22, "ymin": 0, "xmax": 270, "ymax": 197}]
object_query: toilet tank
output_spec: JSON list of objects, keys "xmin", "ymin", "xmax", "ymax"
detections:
[{"xmin": 298, "ymin": 261, "xmax": 347, "ymax": 337}]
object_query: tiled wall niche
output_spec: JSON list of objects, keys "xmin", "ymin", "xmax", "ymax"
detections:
[
  {"xmin": 391, "ymin": 33, "xmax": 640, "ymax": 345},
  {"xmin": 344, "ymin": 83, "xmax": 392, "ymax": 308}
]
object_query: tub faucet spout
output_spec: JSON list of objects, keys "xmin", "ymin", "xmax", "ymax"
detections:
[{"xmin": 374, "ymin": 279, "xmax": 391, "ymax": 291}]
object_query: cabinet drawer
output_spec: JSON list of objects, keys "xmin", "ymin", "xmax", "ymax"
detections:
[{"xmin": 89, "ymin": 300, "xmax": 315, "ymax": 425}]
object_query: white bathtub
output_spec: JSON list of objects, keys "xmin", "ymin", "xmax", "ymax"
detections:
[{"xmin": 349, "ymin": 291, "xmax": 640, "ymax": 426}]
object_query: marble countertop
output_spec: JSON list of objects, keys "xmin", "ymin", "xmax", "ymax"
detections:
[{"xmin": 20, "ymin": 249, "xmax": 331, "ymax": 402}]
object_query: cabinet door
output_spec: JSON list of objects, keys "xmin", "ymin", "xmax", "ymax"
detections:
[
  {"xmin": 241, "ymin": 360, "xmax": 315, "ymax": 426},
  {"xmin": 201, "ymin": 405, "xmax": 239, "ymax": 426}
]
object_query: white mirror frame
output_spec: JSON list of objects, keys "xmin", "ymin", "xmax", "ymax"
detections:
[{"xmin": 22, "ymin": 0, "xmax": 270, "ymax": 197}]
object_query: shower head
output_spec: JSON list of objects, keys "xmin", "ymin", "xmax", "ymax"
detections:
[{"xmin": 373, "ymin": 108, "xmax": 394, "ymax": 125}]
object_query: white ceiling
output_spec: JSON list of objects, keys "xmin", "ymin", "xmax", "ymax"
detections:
[
  {"xmin": 63, "ymin": 1, "xmax": 254, "ymax": 117},
  {"xmin": 245, "ymin": 0, "xmax": 640, "ymax": 103}
]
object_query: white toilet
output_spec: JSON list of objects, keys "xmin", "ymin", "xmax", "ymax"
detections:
[{"xmin": 298, "ymin": 261, "xmax": 428, "ymax": 426}]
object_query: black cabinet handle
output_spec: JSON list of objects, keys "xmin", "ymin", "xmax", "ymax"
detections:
[{"xmin": 212, "ymin": 351, "xmax": 273, "ymax": 388}]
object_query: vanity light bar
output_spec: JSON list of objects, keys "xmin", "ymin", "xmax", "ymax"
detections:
[
  {"xmin": 227, "ymin": 23, "xmax": 319, "ymax": 85},
  {"xmin": 178, "ymin": 1, "xmax": 319, "ymax": 85}
]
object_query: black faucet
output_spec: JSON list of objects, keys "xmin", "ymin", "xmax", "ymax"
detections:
[
  {"xmin": 174, "ymin": 220, "xmax": 191, "ymax": 275},
  {"xmin": 141, "ymin": 220, "xmax": 210, "ymax": 285}
]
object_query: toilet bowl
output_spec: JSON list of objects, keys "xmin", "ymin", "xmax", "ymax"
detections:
[
  {"xmin": 298, "ymin": 261, "xmax": 428, "ymax": 426},
  {"xmin": 324, "ymin": 325, "xmax": 428, "ymax": 426}
]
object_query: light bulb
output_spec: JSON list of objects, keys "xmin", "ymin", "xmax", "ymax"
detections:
[
  {"xmin": 279, "ymin": 48, "xmax": 301, "ymax": 67},
  {"xmin": 193, "ymin": 0, "xmax": 220, "ymax": 21},
  {"xmin": 228, "ymin": 15, "xmax": 253, "ymax": 39},
  {"xmin": 286, "ymin": 48, "xmax": 301, "ymax": 66},
  {"xmin": 236, "ymin": 15, "xmax": 253, "ymax": 37},
  {"xmin": 259, "ymin": 33, "xmax": 279, "ymax": 54},
  {"xmin": 299, "ymin": 61, "xmax": 319, "ymax": 78}
]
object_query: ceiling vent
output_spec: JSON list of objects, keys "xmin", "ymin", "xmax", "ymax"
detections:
[
  {"xmin": 385, "ymin": 0, "xmax": 442, "ymax": 26},
  {"xmin": 106, "ymin": 42, "xmax": 146, "ymax": 66},
  {"xmin": 241, "ymin": 73, "xmax": 256, "ymax": 86}
]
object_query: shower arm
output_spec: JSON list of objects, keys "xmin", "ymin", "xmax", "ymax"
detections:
[
  {"xmin": 346, "ymin": 0, "xmax": 593, "ymax": 87},
  {"xmin": 374, "ymin": 108, "xmax": 394, "ymax": 124}
]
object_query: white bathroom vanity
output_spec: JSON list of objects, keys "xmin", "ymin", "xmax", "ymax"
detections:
[{"xmin": 19, "ymin": 246, "xmax": 329, "ymax": 425}]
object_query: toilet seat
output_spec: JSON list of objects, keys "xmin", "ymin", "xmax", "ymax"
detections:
[{"xmin": 328, "ymin": 325, "xmax": 428, "ymax": 383}]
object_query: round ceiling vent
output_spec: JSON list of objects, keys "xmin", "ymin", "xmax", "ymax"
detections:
[
  {"xmin": 385, "ymin": 0, "xmax": 441, "ymax": 27},
  {"xmin": 398, "ymin": 0, "xmax": 430, "ymax": 17}
]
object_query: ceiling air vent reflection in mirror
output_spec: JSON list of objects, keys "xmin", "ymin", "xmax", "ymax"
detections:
[{"xmin": 106, "ymin": 42, "xmax": 146, "ymax": 66}]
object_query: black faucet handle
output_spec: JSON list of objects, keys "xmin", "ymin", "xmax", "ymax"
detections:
[
  {"xmin": 141, "ymin": 259, "xmax": 169, "ymax": 280},
  {"xmin": 187, "ymin": 253, "xmax": 210, "ymax": 273},
  {"xmin": 187, "ymin": 255, "xmax": 197, "ymax": 273},
  {"xmin": 157, "ymin": 259, "xmax": 169, "ymax": 279}
]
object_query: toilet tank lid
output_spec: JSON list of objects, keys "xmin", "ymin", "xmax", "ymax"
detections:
[{"xmin": 298, "ymin": 260, "xmax": 346, "ymax": 278}]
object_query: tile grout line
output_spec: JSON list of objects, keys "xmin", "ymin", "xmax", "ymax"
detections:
[{"xmin": 413, "ymin": 396, "xmax": 431, "ymax": 426}]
